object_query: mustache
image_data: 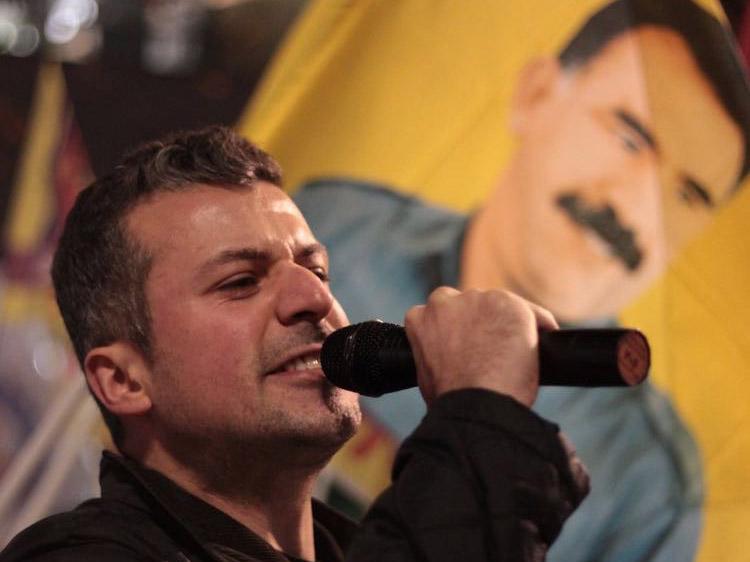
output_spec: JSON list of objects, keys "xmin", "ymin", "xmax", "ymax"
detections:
[
  {"xmin": 259, "ymin": 323, "xmax": 330, "ymax": 373},
  {"xmin": 556, "ymin": 192, "xmax": 643, "ymax": 271}
]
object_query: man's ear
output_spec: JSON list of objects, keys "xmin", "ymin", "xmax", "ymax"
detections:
[
  {"xmin": 510, "ymin": 56, "xmax": 563, "ymax": 133},
  {"xmin": 84, "ymin": 342, "xmax": 153, "ymax": 417}
]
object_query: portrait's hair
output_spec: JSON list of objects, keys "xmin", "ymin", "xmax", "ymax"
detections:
[
  {"xmin": 52, "ymin": 125, "xmax": 282, "ymax": 445},
  {"xmin": 560, "ymin": 0, "xmax": 750, "ymax": 182}
]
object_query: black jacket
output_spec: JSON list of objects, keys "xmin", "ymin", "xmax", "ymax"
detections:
[{"xmin": 1, "ymin": 390, "xmax": 583, "ymax": 561}]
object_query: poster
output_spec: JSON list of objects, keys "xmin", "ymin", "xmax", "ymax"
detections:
[{"xmin": 239, "ymin": 1, "xmax": 750, "ymax": 560}]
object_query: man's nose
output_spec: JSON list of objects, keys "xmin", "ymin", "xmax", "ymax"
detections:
[{"xmin": 275, "ymin": 264, "xmax": 334, "ymax": 325}]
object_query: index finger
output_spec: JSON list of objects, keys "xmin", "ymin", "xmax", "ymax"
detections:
[{"xmin": 526, "ymin": 300, "xmax": 559, "ymax": 332}]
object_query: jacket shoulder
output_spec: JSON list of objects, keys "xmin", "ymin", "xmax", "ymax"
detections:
[{"xmin": 1, "ymin": 498, "xmax": 184, "ymax": 562}]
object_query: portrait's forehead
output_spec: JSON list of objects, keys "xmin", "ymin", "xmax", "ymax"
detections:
[
  {"xmin": 636, "ymin": 28, "xmax": 743, "ymax": 203},
  {"xmin": 572, "ymin": 27, "xmax": 742, "ymax": 204}
]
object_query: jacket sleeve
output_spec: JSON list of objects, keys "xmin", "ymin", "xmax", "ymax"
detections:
[{"xmin": 346, "ymin": 389, "xmax": 586, "ymax": 562}]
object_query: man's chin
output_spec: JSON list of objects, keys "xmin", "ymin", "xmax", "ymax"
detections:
[
  {"xmin": 324, "ymin": 392, "xmax": 362, "ymax": 444},
  {"xmin": 275, "ymin": 414, "xmax": 361, "ymax": 469},
  {"xmin": 283, "ymin": 393, "xmax": 362, "ymax": 451}
]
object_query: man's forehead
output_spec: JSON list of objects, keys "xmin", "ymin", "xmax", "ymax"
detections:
[{"xmin": 125, "ymin": 182, "xmax": 314, "ymax": 255}]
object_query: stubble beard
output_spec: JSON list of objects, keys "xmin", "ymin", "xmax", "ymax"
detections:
[
  {"xmin": 151, "ymin": 381, "xmax": 361, "ymax": 500},
  {"xmin": 252, "ymin": 325, "xmax": 362, "ymax": 456},
  {"xmin": 250, "ymin": 379, "xmax": 361, "ymax": 458},
  {"xmin": 160, "ymin": 364, "xmax": 362, "ymax": 475},
  {"xmin": 153, "ymin": 328, "xmax": 362, "ymax": 483}
]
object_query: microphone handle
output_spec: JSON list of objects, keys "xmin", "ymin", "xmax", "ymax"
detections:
[
  {"xmin": 538, "ymin": 329, "xmax": 649, "ymax": 387},
  {"xmin": 370, "ymin": 327, "xmax": 650, "ymax": 394}
]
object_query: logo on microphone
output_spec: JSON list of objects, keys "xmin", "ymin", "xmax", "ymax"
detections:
[{"xmin": 617, "ymin": 331, "xmax": 650, "ymax": 386}]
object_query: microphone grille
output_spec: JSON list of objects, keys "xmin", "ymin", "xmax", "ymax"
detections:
[{"xmin": 321, "ymin": 321, "xmax": 402, "ymax": 396}]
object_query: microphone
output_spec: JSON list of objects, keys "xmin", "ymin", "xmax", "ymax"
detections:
[{"xmin": 321, "ymin": 321, "xmax": 650, "ymax": 397}]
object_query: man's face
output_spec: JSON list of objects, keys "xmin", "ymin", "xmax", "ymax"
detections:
[
  {"xmin": 126, "ymin": 182, "xmax": 360, "ymax": 462},
  {"xmin": 486, "ymin": 27, "xmax": 743, "ymax": 321}
]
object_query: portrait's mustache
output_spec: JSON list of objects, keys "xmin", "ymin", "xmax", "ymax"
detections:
[{"xmin": 556, "ymin": 192, "xmax": 643, "ymax": 271}]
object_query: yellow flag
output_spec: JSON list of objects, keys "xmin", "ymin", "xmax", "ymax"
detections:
[{"xmin": 239, "ymin": 1, "xmax": 750, "ymax": 559}]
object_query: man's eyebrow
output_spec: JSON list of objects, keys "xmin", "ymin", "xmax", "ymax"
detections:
[
  {"xmin": 296, "ymin": 242, "xmax": 329, "ymax": 261},
  {"xmin": 615, "ymin": 109, "xmax": 657, "ymax": 151},
  {"xmin": 198, "ymin": 248, "xmax": 269, "ymax": 275},
  {"xmin": 198, "ymin": 243, "xmax": 328, "ymax": 275}
]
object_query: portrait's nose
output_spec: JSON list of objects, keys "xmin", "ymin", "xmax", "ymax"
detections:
[
  {"xmin": 275, "ymin": 264, "xmax": 334, "ymax": 326},
  {"xmin": 593, "ymin": 160, "xmax": 661, "ymax": 213}
]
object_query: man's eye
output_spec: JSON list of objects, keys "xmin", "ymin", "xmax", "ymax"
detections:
[
  {"xmin": 219, "ymin": 275, "xmax": 259, "ymax": 291},
  {"xmin": 311, "ymin": 268, "xmax": 330, "ymax": 282}
]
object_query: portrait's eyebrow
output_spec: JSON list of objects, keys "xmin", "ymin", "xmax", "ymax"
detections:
[
  {"xmin": 615, "ymin": 109, "xmax": 657, "ymax": 151},
  {"xmin": 198, "ymin": 247, "xmax": 269, "ymax": 276}
]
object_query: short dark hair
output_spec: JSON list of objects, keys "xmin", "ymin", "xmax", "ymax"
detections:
[
  {"xmin": 51, "ymin": 125, "xmax": 282, "ymax": 445},
  {"xmin": 559, "ymin": 0, "xmax": 750, "ymax": 182}
]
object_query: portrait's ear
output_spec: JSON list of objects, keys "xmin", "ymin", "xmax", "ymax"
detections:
[
  {"xmin": 510, "ymin": 56, "xmax": 562, "ymax": 133},
  {"xmin": 84, "ymin": 342, "xmax": 153, "ymax": 417}
]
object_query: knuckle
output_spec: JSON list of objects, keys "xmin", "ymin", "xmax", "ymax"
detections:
[
  {"xmin": 508, "ymin": 294, "xmax": 534, "ymax": 318},
  {"xmin": 484, "ymin": 289, "xmax": 518, "ymax": 313},
  {"xmin": 502, "ymin": 289, "xmax": 527, "ymax": 308},
  {"xmin": 435, "ymin": 285, "xmax": 456, "ymax": 296},
  {"xmin": 488, "ymin": 288, "xmax": 515, "ymax": 305},
  {"xmin": 404, "ymin": 305, "xmax": 423, "ymax": 328},
  {"xmin": 426, "ymin": 286, "xmax": 454, "ymax": 305}
]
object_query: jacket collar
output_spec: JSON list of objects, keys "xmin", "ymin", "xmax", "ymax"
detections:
[{"xmin": 99, "ymin": 451, "xmax": 357, "ymax": 562}]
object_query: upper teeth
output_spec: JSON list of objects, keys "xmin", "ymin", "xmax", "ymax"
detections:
[{"xmin": 282, "ymin": 354, "xmax": 320, "ymax": 372}]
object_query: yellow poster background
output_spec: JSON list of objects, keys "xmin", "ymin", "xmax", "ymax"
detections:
[{"xmin": 238, "ymin": 1, "xmax": 748, "ymax": 560}]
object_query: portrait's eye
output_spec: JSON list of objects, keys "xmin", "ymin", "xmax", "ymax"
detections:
[
  {"xmin": 606, "ymin": 109, "xmax": 654, "ymax": 156},
  {"xmin": 610, "ymin": 122, "xmax": 646, "ymax": 154},
  {"xmin": 617, "ymin": 132, "xmax": 643, "ymax": 154},
  {"xmin": 679, "ymin": 179, "xmax": 713, "ymax": 209}
]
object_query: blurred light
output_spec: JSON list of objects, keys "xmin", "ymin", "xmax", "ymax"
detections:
[
  {"xmin": 0, "ymin": 0, "xmax": 40, "ymax": 58},
  {"xmin": 78, "ymin": 0, "xmax": 98, "ymax": 27},
  {"xmin": 0, "ymin": 20, "xmax": 17, "ymax": 53},
  {"xmin": 0, "ymin": 0, "xmax": 24, "ymax": 53},
  {"xmin": 32, "ymin": 339, "xmax": 68, "ymax": 381},
  {"xmin": 9, "ymin": 23, "xmax": 39, "ymax": 56},
  {"xmin": 44, "ymin": 0, "xmax": 99, "ymax": 45},
  {"xmin": 45, "ymin": 6, "xmax": 80, "ymax": 43},
  {"xmin": 0, "ymin": 0, "xmax": 24, "ymax": 23},
  {"xmin": 142, "ymin": 0, "xmax": 205, "ymax": 75}
]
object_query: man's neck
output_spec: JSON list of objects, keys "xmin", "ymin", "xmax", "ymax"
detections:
[
  {"xmin": 130, "ymin": 438, "xmax": 324, "ymax": 561},
  {"xmin": 189, "ymin": 465, "xmax": 318, "ymax": 561}
]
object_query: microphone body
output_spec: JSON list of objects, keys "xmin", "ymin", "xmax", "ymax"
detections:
[{"xmin": 321, "ymin": 321, "xmax": 650, "ymax": 397}]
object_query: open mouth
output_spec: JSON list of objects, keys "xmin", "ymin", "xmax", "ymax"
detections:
[
  {"xmin": 556, "ymin": 193, "xmax": 643, "ymax": 271},
  {"xmin": 270, "ymin": 352, "xmax": 322, "ymax": 374}
]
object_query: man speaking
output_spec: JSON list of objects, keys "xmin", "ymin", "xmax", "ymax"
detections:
[{"xmin": 0, "ymin": 126, "xmax": 587, "ymax": 562}]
